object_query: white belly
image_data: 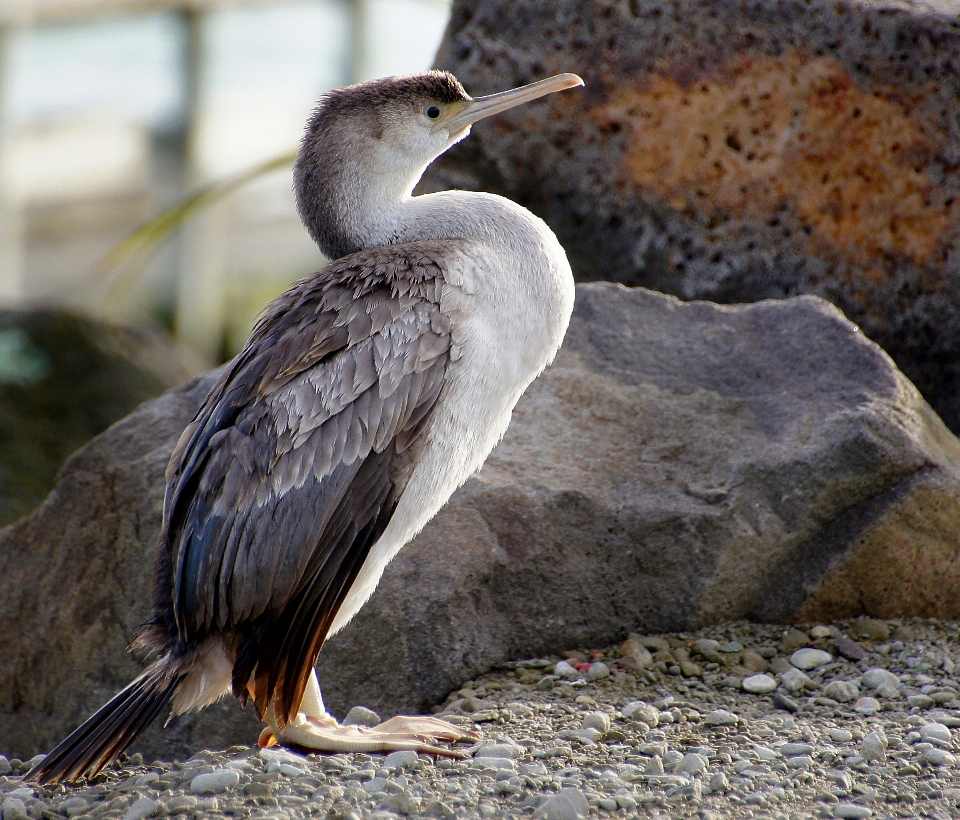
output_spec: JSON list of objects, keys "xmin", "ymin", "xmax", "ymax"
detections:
[{"xmin": 328, "ymin": 219, "xmax": 574, "ymax": 637}]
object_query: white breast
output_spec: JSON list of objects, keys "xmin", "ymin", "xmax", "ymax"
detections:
[{"xmin": 327, "ymin": 192, "xmax": 575, "ymax": 636}]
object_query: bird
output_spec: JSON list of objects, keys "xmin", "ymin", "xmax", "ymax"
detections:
[{"xmin": 27, "ymin": 68, "xmax": 583, "ymax": 785}]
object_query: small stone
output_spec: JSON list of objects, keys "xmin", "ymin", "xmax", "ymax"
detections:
[
  {"xmin": 919, "ymin": 722, "xmax": 952, "ymax": 745},
  {"xmin": 475, "ymin": 742, "xmax": 524, "ymax": 759},
  {"xmin": 719, "ymin": 641, "xmax": 744, "ymax": 653},
  {"xmin": 554, "ymin": 660, "xmax": 581, "ymax": 680},
  {"xmin": 534, "ymin": 787, "xmax": 588, "ymax": 819},
  {"xmin": 383, "ymin": 790, "xmax": 421, "ymax": 815},
  {"xmin": 823, "ymin": 680, "xmax": 859, "ymax": 703},
  {"xmin": 644, "ymin": 755, "xmax": 664, "ymax": 774},
  {"xmin": 850, "ymin": 619, "xmax": 890, "ymax": 642},
  {"xmin": 123, "ymin": 797, "xmax": 158, "ymax": 820},
  {"xmin": 742, "ymin": 674, "xmax": 778, "ymax": 694},
  {"xmin": 674, "ymin": 753, "xmax": 708, "ymax": 776},
  {"xmin": 834, "ymin": 805, "xmax": 872, "ymax": 819},
  {"xmin": 618, "ymin": 639, "xmax": 654, "ymax": 670},
  {"xmin": 785, "ymin": 755, "xmax": 813, "ymax": 769},
  {"xmin": 705, "ymin": 709, "xmax": 738, "ymax": 726},
  {"xmin": 1, "ymin": 798, "xmax": 28, "ymax": 820},
  {"xmin": 860, "ymin": 731, "xmax": 886, "ymax": 762},
  {"xmin": 810, "ymin": 625, "xmax": 832, "ymax": 638},
  {"xmin": 597, "ymin": 797, "xmax": 618, "ymax": 811},
  {"xmin": 780, "ymin": 667, "xmax": 814, "ymax": 694},
  {"xmin": 754, "ymin": 744, "xmax": 778, "ymax": 761},
  {"xmin": 582, "ymin": 711, "xmax": 611, "ymax": 733},
  {"xmin": 57, "ymin": 798, "xmax": 91, "ymax": 817},
  {"xmin": 861, "ymin": 668, "xmax": 900, "ymax": 690},
  {"xmin": 622, "ymin": 701, "xmax": 659, "ymax": 726},
  {"xmin": 384, "ymin": 751, "xmax": 419, "ymax": 770},
  {"xmin": 0, "ymin": 757, "xmax": 10, "ymax": 777},
  {"xmin": 707, "ymin": 772, "xmax": 729, "ymax": 793},
  {"xmin": 908, "ymin": 694, "xmax": 936, "ymax": 709},
  {"xmin": 741, "ymin": 651, "xmax": 769, "ymax": 672},
  {"xmin": 780, "ymin": 743, "xmax": 815, "ymax": 756},
  {"xmin": 791, "ymin": 648, "xmax": 832, "ymax": 670},
  {"xmin": 834, "ymin": 637, "xmax": 867, "ymax": 661},
  {"xmin": 679, "ymin": 660, "xmax": 703, "ymax": 677},
  {"xmin": 875, "ymin": 680, "xmax": 902, "ymax": 699},
  {"xmin": 921, "ymin": 747, "xmax": 956, "ymax": 766},
  {"xmin": 662, "ymin": 749, "xmax": 684, "ymax": 768},
  {"xmin": 243, "ymin": 782, "xmax": 274, "ymax": 797},
  {"xmin": 781, "ymin": 628, "xmax": 810, "ymax": 653},
  {"xmin": 166, "ymin": 796, "xmax": 198, "ymax": 815},
  {"xmin": 586, "ymin": 661, "xmax": 610, "ymax": 680},
  {"xmin": 853, "ymin": 697, "xmax": 880, "ymax": 715},
  {"xmin": 770, "ymin": 655, "xmax": 793, "ymax": 674},
  {"xmin": 772, "ymin": 691, "xmax": 800, "ymax": 712},
  {"xmin": 615, "ymin": 795, "xmax": 637, "ymax": 810},
  {"xmin": 189, "ymin": 769, "xmax": 238, "ymax": 794},
  {"xmin": 829, "ymin": 728, "xmax": 853, "ymax": 742},
  {"xmin": 344, "ymin": 706, "xmax": 381, "ymax": 727},
  {"xmin": 691, "ymin": 639, "xmax": 722, "ymax": 663}
]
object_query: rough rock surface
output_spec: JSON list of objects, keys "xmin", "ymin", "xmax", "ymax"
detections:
[
  {"xmin": 423, "ymin": 0, "xmax": 960, "ymax": 432},
  {"xmin": 3, "ymin": 283, "xmax": 960, "ymax": 761},
  {"xmin": 0, "ymin": 310, "xmax": 203, "ymax": 527}
]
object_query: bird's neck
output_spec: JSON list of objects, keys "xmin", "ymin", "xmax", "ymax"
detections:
[{"xmin": 296, "ymin": 139, "xmax": 437, "ymax": 259}]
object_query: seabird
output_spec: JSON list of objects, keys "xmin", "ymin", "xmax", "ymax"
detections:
[{"xmin": 28, "ymin": 68, "xmax": 583, "ymax": 784}]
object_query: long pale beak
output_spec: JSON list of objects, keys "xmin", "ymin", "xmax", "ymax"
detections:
[{"xmin": 433, "ymin": 73, "xmax": 584, "ymax": 135}]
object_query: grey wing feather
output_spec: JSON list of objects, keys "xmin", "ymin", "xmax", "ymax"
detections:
[{"xmin": 159, "ymin": 242, "xmax": 463, "ymax": 657}]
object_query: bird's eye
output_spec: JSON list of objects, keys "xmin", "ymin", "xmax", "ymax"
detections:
[{"xmin": 426, "ymin": 106, "xmax": 441, "ymax": 119}]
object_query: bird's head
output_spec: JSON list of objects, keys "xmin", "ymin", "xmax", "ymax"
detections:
[{"xmin": 294, "ymin": 70, "xmax": 583, "ymax": 259}]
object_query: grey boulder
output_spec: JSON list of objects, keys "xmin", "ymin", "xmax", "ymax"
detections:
[{"xmin": 2, "ymin": 283, "xmax": 960, "ymax": 761}]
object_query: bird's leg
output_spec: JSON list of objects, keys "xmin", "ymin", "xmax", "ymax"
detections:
[{"xmin": 259, "ymin": 670, "xmax": 477, "ymax": 757}]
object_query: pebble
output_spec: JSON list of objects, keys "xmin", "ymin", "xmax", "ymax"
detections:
[
  {"xmin": 781, "ymin": 667, "xmax": 813, "ymax": 694},
  {"xmin": 581, "ymin": 711, "xmax": 610, "ymax": 732},
  {"xmin": 824, "ymin": 680, "xmax": 860, "ymax": 702},
  {"xmin": 830, "ymin": 728, "xmax": 854, "ymax": 742},
  {"xmin": 383, "ymin": 750, "xmax": 419, "ymax": 770},
  {"xmin": 621, "ymin": 701, "xmax": 659, "ymax": 725},
  {"xmin": 705, "ymin": 709, "xmax": 739, "ymax": 726},
  {"xmin": 780, "ymin": 742, "xmax": 815, "ymax": 756},
  {"xmin": 772, "ymin": 691, "xmax": 800, "ymax": 712},
  {"xmin": 674, "ymin": 753, "xmax": 708, "ymax": 775},
  {"xmin": 791, "ymin": 648, "xmax": 833, "ymax": 669},
  {"xmin": 534, "ymin": 787, "xmax": 588, "ymax": 819},
  {"xmin": 0, "ymin": 759, "xmax": 9, "ymax": 777},
  {"xmin": 190, "ymin": 769, "xmax": 240, "ymax": 794},
  {"xmin": 719, "ymin": 641, "xmax": 744, "ymax": 653},
  {"xmin": 554, "ymin": 660, "xmax": 580, "ymax": 680},
  {"xmin": 862, "ymin": 667, "xmax": 899, "ymax": 690},
  {"xmin": 586, "ymin": 662, "xmax": 610, "ymax": 680},
  {"xmin": 810, "ymin": 625, "xmax": 832, "ymax": 639},
  {"xmin": 742, "ymin": 673, "xmax": 777, "ymax": 694},
  {"xmin": 919, "ymin": 722, "xmax": 952, "ymax": 745},
  {"xmin": 860, "ymin": 731, "xmax": 886, "ymax": 762},
  {"xmin": 1, "ymin": 798, "xmax": 28, "ymax": 820},
  {"xmin": 834, "ymin": 636, "xmax": 867, "ymax": 661},
  {"xmin": 921, "ymin": 748, "xmax": 956, "ymax": 766},
  {"xmin": 854, "ymin": 696, "xmax": 880, "ymax": 715},
  {"xmin": 343, "ymin": 706, "xmax": 381, "ymax": 726},
  {"xmin": 834, "ymin": 805, "xmax": 872, "ymax": 818},
  {"xmin": 122, "ymin": 797, "xmax": 159, "ymax": 820}
]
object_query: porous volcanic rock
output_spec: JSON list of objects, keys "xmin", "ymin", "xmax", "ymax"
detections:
[
  {"xmin": 3, "ymin": 283, "xmax": 960, "ymax": 760},
  {"xmin": 422, "ymin": 0, "xmax": 960, "ymax": 432}
]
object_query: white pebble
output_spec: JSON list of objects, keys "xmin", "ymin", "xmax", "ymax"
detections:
[
  {"xmin": 824, "ymin": 680, "xmax": 859, "ymax": 702},
  {"xmin": 780, "ymin": 667, "xmax": 813, "ymax": 694},
  {"xmin": 810, "ymin": 625, "xmax": 832, "ymax": 638},
  {"xmin": 534, "ymin": 786, "xmax": 588, "ymax": 819},
  {"xmin": 790, "ymin": 648, "xmax": 833, "ymax": 670},
  {"xmin": 475, "ymin": 742, "xmax": 524, "ymax": 759},
  {"xmin": 582, "ymin": 711, "xmax": 611, "ymax": 733},
  {"xmin": 553, "ymin": 660, "xmax": 580, "ymax": 679},
  {"xmin": 190, "ymin": 770, "xmax": 240, "ymax": 795},
  {"xmin": 829, "ymin": 728, "xmax": 853, "ymax": 743},
  {"xmin": 384, "ymin": 750, "xmax": 419, "ymax": 769},
  {"xmin": 674, "ymin": 753, "xmax": 708, "ymax": 776},
  {"xmin": 754, "ymin": 745, "xmax": 778, "ymax": 761},
  {"xmin": 861, "ymin": 668, "xmax": 899, "ymax": 690},
  {"xmin": 586, "ymin": 662, "xmax": 610, "ymax": 680},
  {"xmin": 707, "ymin": 772, "xmax": 729, "ymax": 793},
  {"xmin": 834, "ymin": 805, "xmax": 872, "ymax": 819},
  {"xmin": 919, "ymin": 722, "xmax": 952, "ymax": 746},
  {"xmin": 343, "ymin": 705, "xmax": 380, "ymax": 726},
  {"xmin": 922, "ymin": 747, "xmax": 956, "ymax": 766},
  {"xmin": 705, "ymin": 709, "xmax": 738, "ymax": 726},
  {"xmin": 742, "ymin": 674, "xmax": 777, "ymax": 694},
  {"xmin": 622, "ymin": 701, "xmax": 659, "ymax": 726},
  {"xmin": 853, "ymin": 697, "xmax": 880, "ymax": 715},
  {"xmin": 860, "ymin": 731, "xmax": 886, "ymax": 762},
  {"xmin": 122, "ymin": 798, "xmax": 158, "ymax": 820}
]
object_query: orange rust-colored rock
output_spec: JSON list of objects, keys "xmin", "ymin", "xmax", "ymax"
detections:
[
  {"xmin": 604, "ymin": 51, "xmax": 955, "ymax": 273},
  {"xmin": 424, "ymin": 0, "xmax": 960, "ymax": 433}
]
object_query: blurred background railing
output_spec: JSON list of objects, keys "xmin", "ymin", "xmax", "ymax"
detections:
[{"xmin": 0, "ymin": 0, "xmax": 451, "ymax": 362}]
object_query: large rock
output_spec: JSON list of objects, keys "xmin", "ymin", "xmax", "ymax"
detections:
[
  {"xmin": 423, "ymin": 0, "xmax": 960, "ymax": 432},
  {"xmin": 3, "ymin": 283, "xmax": 960, "ymax": 760},
  {"xmin": 0, "ymin": 310, "xmax": 203, "ymax": 527}
]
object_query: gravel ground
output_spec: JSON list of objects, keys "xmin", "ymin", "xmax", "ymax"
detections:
[{"xmin": 3, "ymin": 617, "xmax": 960, "ymax": 820}]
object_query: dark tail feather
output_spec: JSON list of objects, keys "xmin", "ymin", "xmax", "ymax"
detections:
[{"xmin": 25, "ymin": 662, "xmax": 183, "ymax": 785}]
